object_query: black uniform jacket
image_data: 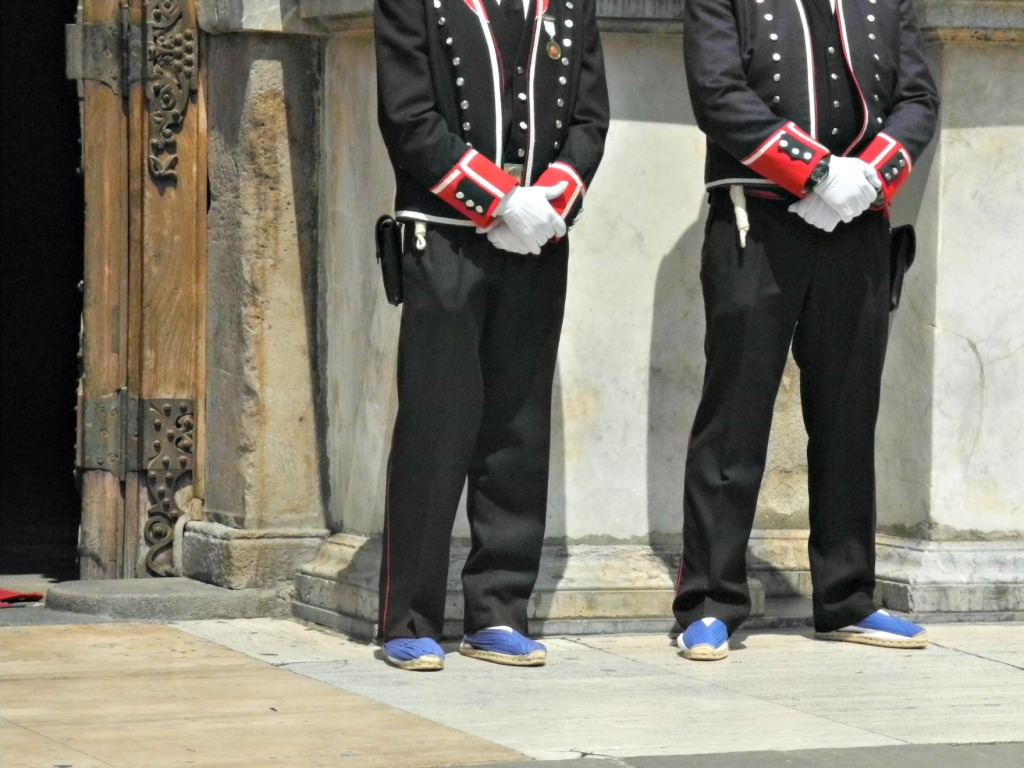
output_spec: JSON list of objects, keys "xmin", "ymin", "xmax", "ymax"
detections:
[
  {"xmin": 684, "ymin": 0, "xmax": 939, "ymax": 204},
  {"xmin": 375, "ymin": 0, "xmax": 609, "ymax": 229}
]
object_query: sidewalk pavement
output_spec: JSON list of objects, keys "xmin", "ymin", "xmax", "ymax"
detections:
[{"xmin": 1, "ymin": 577, "xmax": 1022, "ymax": 768}]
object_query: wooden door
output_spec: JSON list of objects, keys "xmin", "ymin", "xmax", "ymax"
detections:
[{"xmin": 71, "ymin": 0, "xmax": 206, "ymax": 578}]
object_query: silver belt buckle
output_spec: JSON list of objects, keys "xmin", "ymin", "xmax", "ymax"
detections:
[{"xmin": 503, "ymin": 163, "xmax": 524, "ymax": 183}]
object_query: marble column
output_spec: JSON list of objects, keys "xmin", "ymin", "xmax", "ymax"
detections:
[{"xmin": 292, "ymin": 0, "xmax": 1024, "ymax": 638}]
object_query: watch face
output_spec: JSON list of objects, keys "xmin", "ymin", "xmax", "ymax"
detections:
[{"xmin": 811, "ymin": 159, "xmax": 829, "ymax": 185}]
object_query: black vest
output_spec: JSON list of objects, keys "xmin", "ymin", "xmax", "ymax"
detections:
[
  {"xmin": 805, "ymin": 0, "xmax": 861, "ymax": 153},
  {"xmin": 487, "ymin": 0, "xmax": 532, "ymax": 166}
]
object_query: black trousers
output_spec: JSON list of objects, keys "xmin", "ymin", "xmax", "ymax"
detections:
[
  {"xmin": 673, "ymin": 191, "xmax": 891, "ymax": 635},
  {"xmin": 379, "ymin": 225, "xmax": 568, "ymax": 642}
]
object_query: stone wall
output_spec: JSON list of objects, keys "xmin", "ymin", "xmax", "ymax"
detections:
[{"xmin": 192, "ymin": 0, "xmax": 1023, "ymax": 624}]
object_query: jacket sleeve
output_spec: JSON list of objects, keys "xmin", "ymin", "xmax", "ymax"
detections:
[
  {"xmin": 683, "ymin": 0, "xmax": 830, "ymax": 197},
  {"xmin": 856, "ymin": 0, "xmax": 940, "ymax": 205},
  {"xmin": 375, "ymin": 0, "xmax": 518, "ymax": 227},
  {"xmin": 534, "ymin": 0, "xmax": 610, "ymax": 225}
]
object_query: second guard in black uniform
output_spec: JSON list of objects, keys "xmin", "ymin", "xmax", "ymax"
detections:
[{"xmin": 674, "ymin": 0, "xmax": 939, "ymax": 660}]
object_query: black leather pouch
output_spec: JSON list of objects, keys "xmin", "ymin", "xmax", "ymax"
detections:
[
  {"xmin": 889, "ymin": 224, "xmax": 916, "ymax": 311},
  {"xmin": 375, "ymin": 215, "xmax": 404, "ymax": 306}
]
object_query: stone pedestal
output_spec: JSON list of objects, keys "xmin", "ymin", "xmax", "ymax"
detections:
[
  {"xmin": 873, "ymin": 1, "xmax": 1024, "ymax": 614},
  {"xmin": 213, "ymin": 1, "xmax": 1022, "ymax": 628}
]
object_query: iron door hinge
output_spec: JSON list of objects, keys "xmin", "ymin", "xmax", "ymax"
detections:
[
  {"xmin": 66, "ymin": 4, "xmax": 144, "ymax": 98},
  {"xmin": 77, "ymin": 387, "xmax": 139, "ymax": 480},
  {"xmin": 77, "ymin": 391, "xmax": 196, "ymax": 576},
  {"xmin": 77, "ymin": 388, "xmax": 194, "ymax": 482},
  {"xmin": 66, "ymin": 0, "xmax": 197, "ymax": 180}
]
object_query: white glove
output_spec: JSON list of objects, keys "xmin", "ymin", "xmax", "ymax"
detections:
[
  {"xmin": 483, "ymin": 220, "xmax": 540, "ymax": 255},
  {"xmin": 812, "ymin": 156, "xmax": 882, "ymax": 222},
  {"xmin": 495, "ymin": 181, "xmax": 568, "ymax": 252},
  {"xmin": 788, "ymin": 192, "xmax": 843, "ymax": 232}
]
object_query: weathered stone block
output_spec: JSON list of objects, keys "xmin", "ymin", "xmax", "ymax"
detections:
[{"xmin": 184, "ymin": 521, "xmax": 328, "ymax": 589}]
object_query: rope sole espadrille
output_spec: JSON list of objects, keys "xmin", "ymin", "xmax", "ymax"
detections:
[
  {"xmin": 814, "ymin": 610, "xmax": 928, "ymax": 649},
  {"xmin": 459, "ymin": 627, "xmax": 547, "ymax": 667}
]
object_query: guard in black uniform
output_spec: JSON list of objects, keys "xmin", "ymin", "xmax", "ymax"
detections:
[
  {"xmin": 374, "ymin": 0, "xmax": 608, "ymax": 670},
  {"xmin": 674, "ymin": 0, "xmax": 939, "ymax": 660}
]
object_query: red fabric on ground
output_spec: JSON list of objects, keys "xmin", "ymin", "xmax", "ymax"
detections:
[{"xmin": 0, "ymin": 589, "xmax": 45, "ymax": 608}]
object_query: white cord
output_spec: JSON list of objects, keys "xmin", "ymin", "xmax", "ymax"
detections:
[{"xmin": 729, "ymin": 185, "xmax": 750, "ymax": 248}]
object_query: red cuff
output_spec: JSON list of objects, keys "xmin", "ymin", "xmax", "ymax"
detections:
[
  {"xmin": 430, "ymin": 149, "xmax": 520, "ymax": 228},
  {"xmin": 535, "ymin": 162, "xmax": 585, "ymax": 221},
  {"xmin": 858, "ymin": 133, "xmax": 912, "ymax": 205},
  {"xmin": 742, "ymin": 122, "xmax": 830, "ymax": 197}
]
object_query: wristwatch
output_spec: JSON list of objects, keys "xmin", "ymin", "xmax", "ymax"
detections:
[{"xmin": 806, "ymin": 155, "xmax": 831, "ymax": 191}]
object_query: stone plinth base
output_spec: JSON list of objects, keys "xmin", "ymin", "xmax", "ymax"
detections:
[
  {"xmin": 183, "ymin": 521, "xmax": 329, "ymax": 590},
  {"xmin": 875, "ymin": 535, "xmax": 1024, "ymax": 613},
  {"xmin": 45, "ymin": 577, "xmax": 287, "ymax": 619},
  {"xmin": 744, "ymin": 531, "xmax": 1024, "ymax": 618},
  {"xmin": 292, "ymin": 533, "xmax": 765, "ymax": 639},
  {"xmin": 747, "ymin": 530, "xmax": 813, "ymax": 598}
]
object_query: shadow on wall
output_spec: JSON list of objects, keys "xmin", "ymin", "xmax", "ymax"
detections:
[
  {"xmin": 644, "ymin": 198, "xmax": 814, "ymax": 600},
  {"xmin": 535, "ymin": 366, "xmax": 569, "ymax": 591},
  {"xmin": 647, "ymin": 200, "xmax": 709, "ymax": 572},
  {"xmin": 546, "ymin": 367, "xmax": 568, "ymax": 542}
]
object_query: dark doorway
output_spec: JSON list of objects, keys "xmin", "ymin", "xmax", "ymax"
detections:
[{"xmin": 1, "ymin": 0, "xmax": 85, "ymax": 575}]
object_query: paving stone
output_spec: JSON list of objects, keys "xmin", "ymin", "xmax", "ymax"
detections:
[{"xmin": 7, "ymin": 617, "xmax": 1023, "ymax": 768}]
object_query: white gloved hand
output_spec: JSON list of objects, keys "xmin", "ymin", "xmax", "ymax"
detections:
[
  {"xmin": 482, "ymin": 220, "xmax": 540, "ymax": 255},
  {"xmin": 812, "ymin": 156, "xmax": 882, "ymax": 222},
  {"xmin": 789, "ymin": 192, "xmax": 844, "ymax": 232},
  {"xmin": 495, "ymin": 181, "xmax": 568, "ymax": 251}
]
